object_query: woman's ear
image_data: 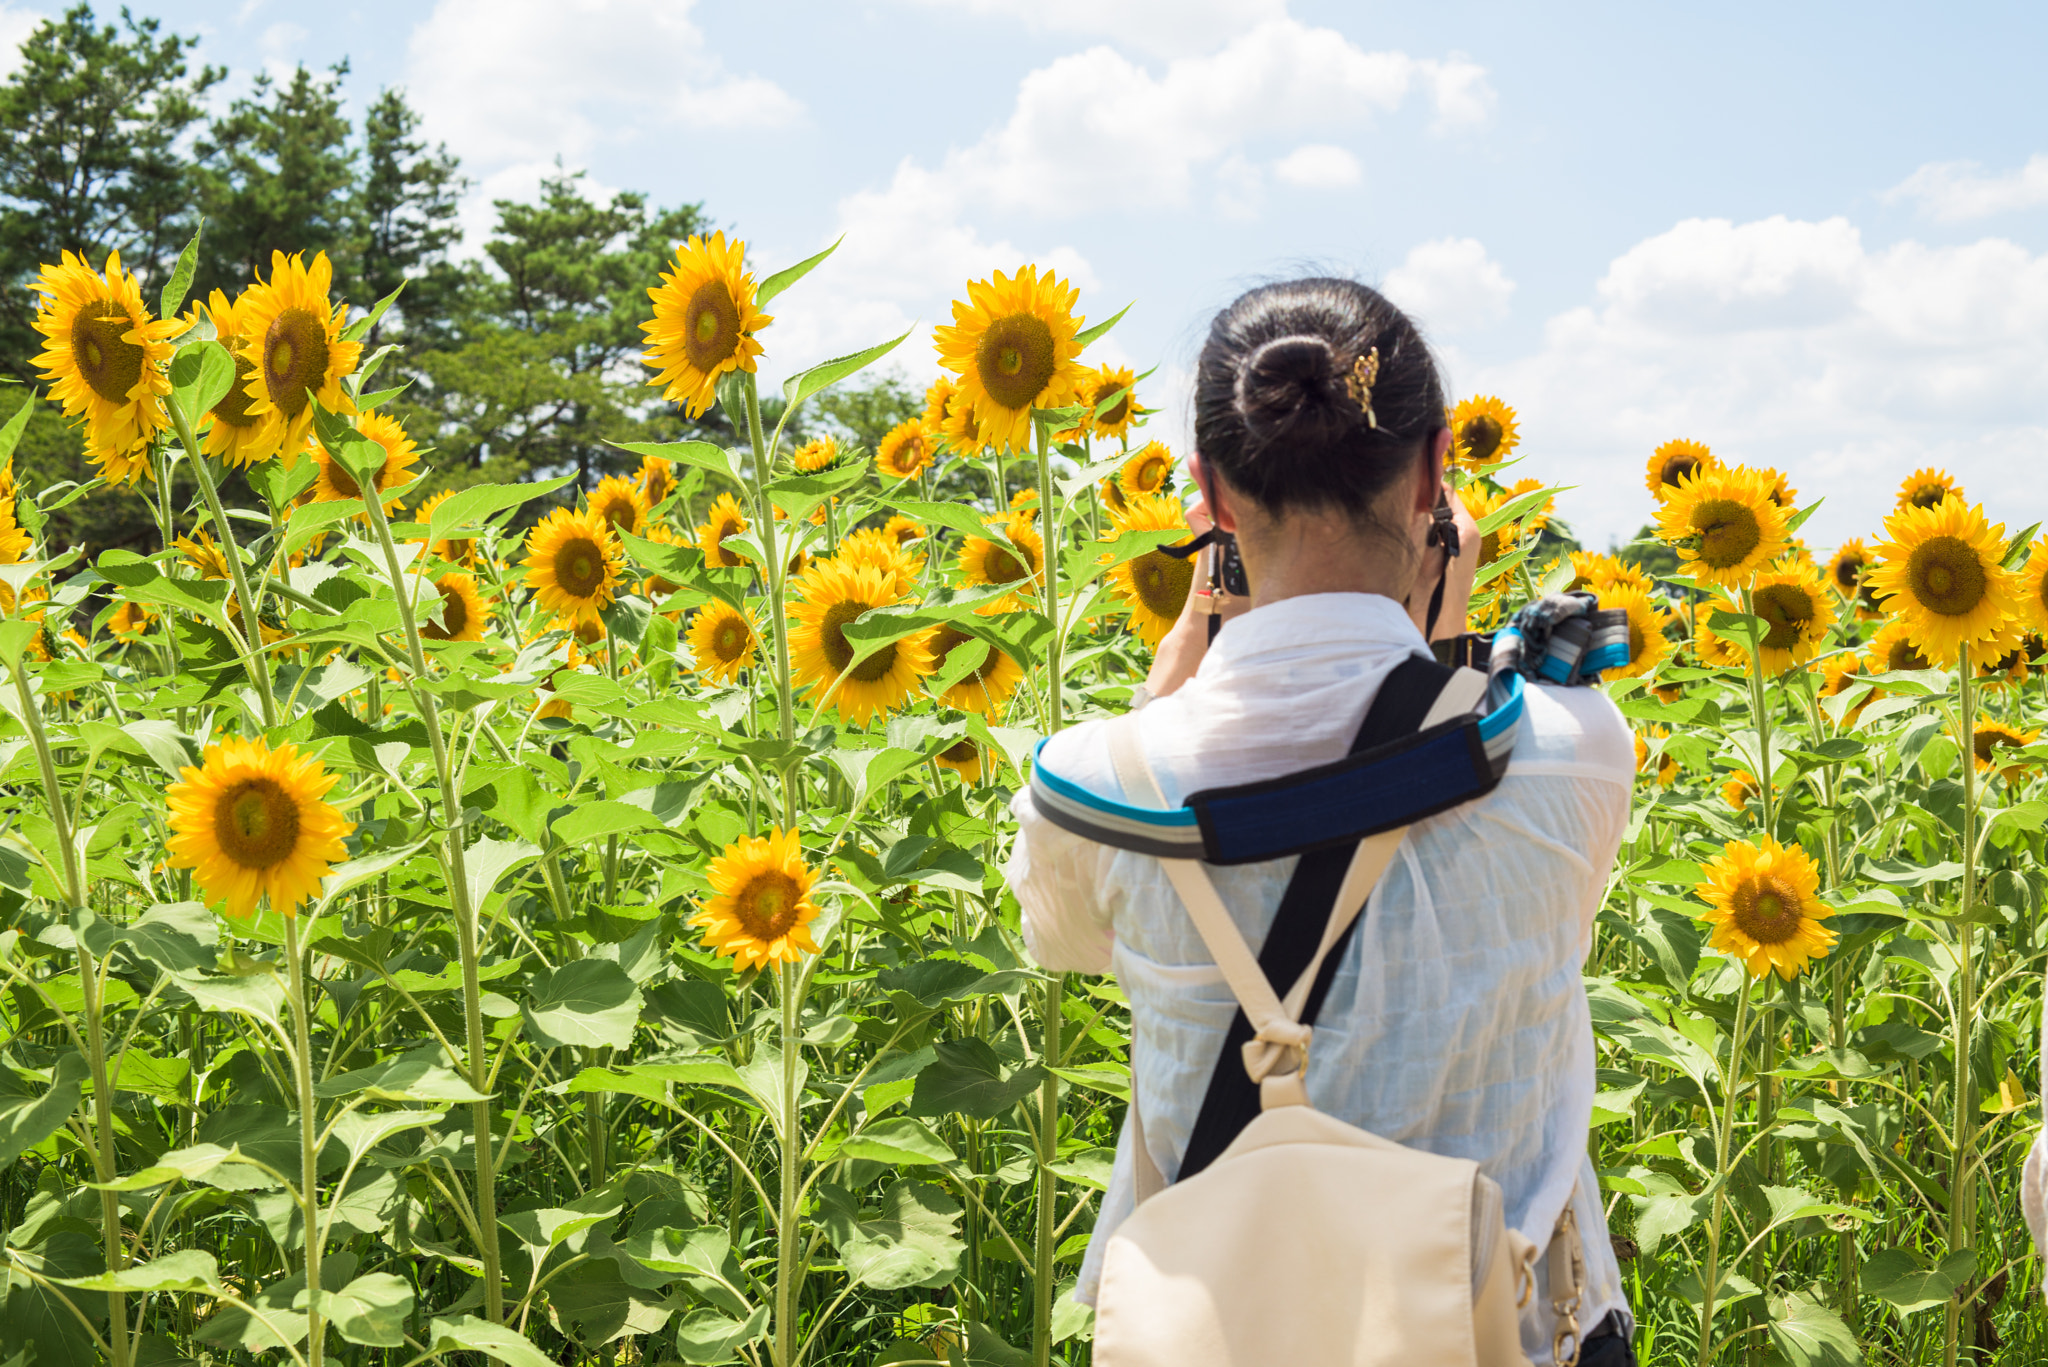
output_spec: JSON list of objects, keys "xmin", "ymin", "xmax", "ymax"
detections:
[
  {"xmin": 1190, "ymin": 451, "xmax": 1237, "ymax": 533},
  {"xmin": 1416, "ymin": 427, "xmax": 1452, "ymax": 513}
]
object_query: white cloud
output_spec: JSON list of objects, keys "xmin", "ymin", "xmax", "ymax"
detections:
[
  {"xmin": 405, "ymin": 0, "xmax": 801, "ymax": 176},
  {"xmin": 900, "ymin": 0, "xmax": 1287, "ymax": 58},
  {"xmin": 1382, "ymin": 237, "xmax": 1514, "ymax": 334},
  {"xmin": 0, "ymin": 5, "xmax": 44, "ymax": 79},
  {"xmin": 1887, "ymin": 154, "xmax": 2048, "ymax": 222},
  {"xmin": 1473, "ymin": 215, "xmax": 2048, "ymax": 548},
  {"xmin": 1274, "ymin": 143, "xmax": 1361, "ymax": 189}
]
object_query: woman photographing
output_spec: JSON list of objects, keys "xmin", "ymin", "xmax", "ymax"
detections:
[{"xmin": 1006, "ymin": 277, "xmax": 1638, "ymax": 1366}]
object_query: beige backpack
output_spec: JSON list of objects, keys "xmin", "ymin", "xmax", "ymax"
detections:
[{"xmin": 1094, "ymin": 681, "xmax": 1587, "ymax": 1367}]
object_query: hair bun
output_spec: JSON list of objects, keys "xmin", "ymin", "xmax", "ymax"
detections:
[{"xmin": 1236, "ymin": 333, "xmax": 1350, "ymax": 440}]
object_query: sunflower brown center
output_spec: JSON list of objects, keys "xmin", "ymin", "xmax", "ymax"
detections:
[
  {"xmin": 1905, "ymin": 535, "xmax": 1986, "ymax": 616},
  {"xmin": 1132, "ymin": 548, "xmax": 1194, "ymax": 618},
  {"xmin": 597, "ymin": 495, "xmax": 640, "ymax": 535},
  {"xmin": 1460, "ymin": 416, "xmax": 1503, "ymax": 463},
  {"xmin": 645, "ymin": 470, "xmax": 673, "ymax": 505},
  {"xmin": 1730, "ymin": 874, "xmax": 1806, "ymax": 945},
  {"xmin": 264, "ymin": 308, "xmax": 331, "ymax": 417},
  {"xmin": 932, "ymin": 624, "xmax": 997, "ymax": 683},
  {"xmin": 1093, "ymin": 381, "xmax": 1131, "ymax": 427},
  {"xmin": 1976, "ymin": 728, "xmax": 2023, "ymax": 765},
  {"xmin": 1131, "ymin": 458, "xmax": 1168, "ymax": 493},
  {"xmin": 976, "ymin": 313, "xmax": 1057, "ymax": 411},
  {"xmin": 554, "ymin": 536, "xmax": 608, "ymax": 598},
  {"xmin": 819, "ymin": 599, "xmax": 897, "ymax": 682},
  {"xmin": 1690, "ymin": 498, "xmax": 1762, "ymax": 569},
  {"xmin": 1910, "ymin": 483, "xmax": 1948, "ymax": 509},
  {"xmin": 940, "ymin": 739, "xmax": 978, "ymax": 765},
  {"xmin": 422, "ymin": 582, "xmax": 468, "ymax": 641},
  {"xmin": 205, "ymin": 354, "xmax": 264, "ymax": 430},
  {"xmin": 711, "ymin": 616, "xmax": 751, "ymax": 663},
  {"xmin": 732, "ymin": 870, "xmax": 803, "ymax": 941},
  {"xmin": 213, "ymin": 777, "xmax": 302, "ymax": 870},
  {"xmin": 686, "ymin": 279, "xmax": 741, "ymax": 372},
  {"xmin": 70, "ymin": 299, "xmax": 146, "ymax": 406},
  {"xmin": 323, "ymin": 452, "xmax": 364, "ymax": 500},
  {"xmin": 1887, "ymin": 637, "xmax": 1931, "ymax": 671},
  {"xmin": 1833, "ymin": 555, "xmax": 1862, "ymax": 591},
  {"xmin": 1752, "ymin": 583, "xmax": 1814, "ymax": 651},
  {"xmin": 1660, "ymin": 455, "xmax": 1703, "ymax": 487}
]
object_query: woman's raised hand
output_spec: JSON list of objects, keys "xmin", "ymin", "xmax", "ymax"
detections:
[{"xmin": 1143, "ymin": 497, "xmax": 1249, "ymax": 700}]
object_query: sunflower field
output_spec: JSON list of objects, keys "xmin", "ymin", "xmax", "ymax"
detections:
[{"xmin": 0, "ymin": 222, "xmax": 2043, "ymax": 1367}]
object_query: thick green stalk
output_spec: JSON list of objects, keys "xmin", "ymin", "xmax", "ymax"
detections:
[
  {"xmin": 1035, "ymin": 426, "xmax": 1062, "ymax": 730},
  {"xmin": 741, "ymin": 377, "xmax": 795, "ymax": 760},
  {"xmin": 1697, "ymin": 983, "xmax": 1754, "ymax": 1367},
  {"xmin": 284, "ymin": 915, "xmax": 324, "ymax": 1367},
  {"xmin": 162, "ymin": 391, "xmax": 277, "ymax": 727},
  {"xmin": 775, "ymin": 961, "xmax": 801, "ymax": 1367},
  {"xmin": 1030, "ymin": 423, "xmax": 1065, "ymax": 1367},
  {"xmin": 354, "ymin": 472, "xmax": 502, "ymax": 1320},
  {"xmin": 1945, "ymin": 647, "xmax": 1979, "ymax": 1367}
]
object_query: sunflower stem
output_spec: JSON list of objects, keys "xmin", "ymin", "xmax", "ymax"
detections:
[
  {"xmin": 1030, "ymin": 418, "xmax": 1065, "ymax": 1367},
  {"xmin": 741, "ymin": 375, "xmax": 797, "ymax": 823},
  {"xmin": 775, "ymin": 959, "xmax": 802, "ymax": 1367},
  {"xmin": 283, "ymin": 913, "xmax": 325, "ymax": 1367},
  {"xmin": 162, "ymin": 389, "xmax": 278, "ymax": 729},
  {"xmin": 351, "ymin": 450, "xmax": 503, "ymax": 1322},
  {"xmin": 1945, "ymin": 643, "xmax": 1980, "ymax": 1367},
  {"xmin": 1697, "ymin": 979, "xmax": 1754, "ymax": 1367}
]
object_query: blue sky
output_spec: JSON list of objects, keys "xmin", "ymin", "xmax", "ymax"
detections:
[{"xmin": 6, "ymin": 0, "xmax": 2046, "ymax": 549}]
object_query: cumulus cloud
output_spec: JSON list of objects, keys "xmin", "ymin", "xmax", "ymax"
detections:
[
  {"xmin": 1887, "ymin": 154, "xmax": 2048, "ymax": 222},
  {"xmin": 1473, "ymin": 215, "xmax": 2048, "ymax": 547},
  {"xmin": 405, "ymin": 0, "xmax": 801, "ymax": 175},
  {"xmin": 1382, "ymin": 237, "xmax": 1514, "ymax": 333},
  {"xmin": 902, "ymin": 0, "xmax": 1287, "ymax": 57},
  {"xmin": 1274, "ymin": 143, "xmax": 1361, "ymax": 189},
  {"xmin": 0, "ymin": 4, "xmax": 44, "ymax": 79}
]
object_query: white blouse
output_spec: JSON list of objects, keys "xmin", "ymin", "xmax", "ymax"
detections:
[{"xmin": 1005, "ymin": 592, "xmax": 1635, "ymax": 1366}]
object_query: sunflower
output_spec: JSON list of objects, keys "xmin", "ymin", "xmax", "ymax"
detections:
[
  {"xmin": 690, "ymin": 828, "xmax": 821, "ymax": 972},
  {"xmin": 1459, "ymin": 484, "xmax": 1523, "ymax": 569},
  {"xmin": 1864, "ymin": 618, "xmax": 1933, "ymax": 675},
  {"xmin": 1748, "ymin": 566, "xmax": 1835, "ymax": 675},
  {"xmin": 1505, "ymin": 478, "xmax": 1553, "ymax": 534},
  {"xmin": 934, "ymin": 264, "xmax": 1085, "ymax": 452},
  {"xmin": 1757, "ymin": 467, "xmax": 1797, "ymax": 508},
  {"xmin": 937, "ymin": 386, "xmax": 981, "ymax": 455},
  {"xmin": 1655, "ymin": 465, "xmax": 1789, "ymax": 589},
  {"xmin": 695, "ymin": 492, "xmax": 751, "ymax": 569},
  {"xmin": 312, "ymin": 411, "xmax": 420, "ymax": 514},
  {"xmin": 1098, "ymin": 475, "xmax": 1129, "ymax": 516},
  {"xmin": 922, "ymin": 376, "xmax": 958, "ymax": 434},
  {"xmin": 1119, "ymin": 442, "xmax": 1175, "ymax": 501},
  {"xmin": 883, "ymin": 515, "xmax": 925, "ymax": 548},
  {"xmin": 2017, "ymin": 537, "xmax": 2048, "ymax": 636},
  {"xmin": 1897, "ymin": 467, "xmax": 1960, "ymax": 511},
  {"xmin": 935, "ymin": 738, "xmax": 991, "ymax": 784},
  {"xmin": 686, "ymin": 600, "xmax": 759, "ymax": 684},
  {"xmin": 1866, "ymin": 498, "xmax": 2021, "ymax": 665},
  {"xmin": 588, "ymin": 475, "xmax": 651, "ymax": 537},
  {"xmin": 1828, "ymin": 540, "xmax": 1869, "ymax": 602},
  {"xmin": 1009, "ymin": 486, "xmax": 1041, "ymax": 520},
  {"xmin": 927, "ymin": 624, "xmax": 1025, "ymax": 717},
  {"xmin": 175, "ymin": 529, "xmax": 233, "ymax": 583},
  {"xmin": 237, "ymin": 251, "xmax": 362, "ymax": 457},
  {"xmin": 637, "ymin": 452, "xmax": 676, "ymax": 509},
  {"xmin": 834, "ymin": 526, "xmax": 925, "ymax": 597},
  {"xmin": 1634, "ymin": 727, "xmax": 1680, "ymax": 786},
  {"xmin": 31, "ymin": 250, "xmax": 180, "ymax": 482},
  {"xmin": 1447, "ymin": 396, "xmax": 1519, "ymax": 470},
  {"xmin": 411, "ymin": 490, "xmax": 478, "ymax": 568},
  {"xmin": 869, "ymin": 419, "xmax": 931, "ymax": 482},
  {"xmin": 1975, "ymin": 618, "xmax": 2032, "ymax": 685},
  {"xmin": 639, "ymin": 521, "xmax": 690, "ymax": 602},
  {"xmin": 642, "ymin": 231, "xmax": 771, "ymax": 418},
  {"xmin": 1065, "ymin": 364, "xmax": 1144, "ymax": 443},
  {"xmin": 418, "ymin": 572, "xmax": 489, "ymax": 643},
  {"xmin": 1645, "ymin": 440, "xmax": 1716, "ymax": 499},
  {"xmin": 956, "ymin": 514, "xmax": 1044, "ymax": 613},
  {"xmin": 1697, "ymin": 835, "xmax": 1835, "ymax": 981},
  {"xmin": 785, "ymin": 437, "xmax": 837, "ymax": 474},
  {"xmin": 109, "ymin": 600, "xmax": 155, "ymax": 639},
  {"xmin": 1820, "ymin": 653, "xmax": 1873, "ymax": 725},
  {"xmin": 1721, "ymin": 770, "xmax": 1760, "ymax": 813},
  {"xmin": 165, "ymin": 736, "xmax": 352, "ymax": 919},
  {"xmin": 789, "ymin": 559, "xmax": 936, "ymax": 725},
  {"xmin": 1595, "ymin": 581, "xmax": 1674, "ymax": 680},
  {"xmin": 1973, "ymin": 720, "xmax": 2040, "ymax": 784},
  {"xmin": 0, "ymin": 503, "xmax": 30, "ymax": 567},
  {"xmin": 1103, "ymin": 494, "xmax": 1195, "ymax": 647},
  {"xmin": 196, "ymin": 288, "xmax": 281, "ymax": 467},
  {"xmin": 523, "ymin": 506, "xmax": 623, "ymax": 627},
  {"xmin": 1694, "ymin": 599, "xmax": 1750, "ymax": 670}
]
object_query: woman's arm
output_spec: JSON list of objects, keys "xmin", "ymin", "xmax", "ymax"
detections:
[
  {"xmin": 1144, "ymin": 501, "xmax": 1249, "ymax": 699},
  {"xmin": 1403, "ymin": 473, "xmax": 1481, "ymax": 642}
]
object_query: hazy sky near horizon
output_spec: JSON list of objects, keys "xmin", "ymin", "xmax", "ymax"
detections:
[{"xmin": 5, "ymin": 0, "xmax": 2046, "ymax": 549}]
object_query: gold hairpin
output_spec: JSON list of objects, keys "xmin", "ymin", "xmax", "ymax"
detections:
[{"xmin": 1345, "ymin": 347, "xmax": 1380, "ymax": 429}]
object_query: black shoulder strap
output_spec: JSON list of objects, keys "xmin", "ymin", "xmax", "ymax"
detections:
[{"xmin": 1175, "ymin": 654, "xmax": 1455, "ymax": 1180}]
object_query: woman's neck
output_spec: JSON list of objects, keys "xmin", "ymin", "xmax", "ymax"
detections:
[{"xmin": 1238, "ymin": 513, "xmax": 1416, "ymax": 610}]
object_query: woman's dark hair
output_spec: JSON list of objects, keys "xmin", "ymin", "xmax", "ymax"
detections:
[{"xmin": 1193, "ymin": 278, "xmax": 1445, "ymax": 519}]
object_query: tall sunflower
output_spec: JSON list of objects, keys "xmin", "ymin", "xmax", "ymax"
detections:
[
  {"xmin": 1696, "ymin": 835, "xmax": 1835, "ymax": 981},
  {"xmin": 1644, "ymin": 440, "xmax": 1716, "ymax": 500},
  {"xmin": 1973, "ymin": 619, "xmax": 2031, "ymax": 685},
  {"xmin": 165, "ymin": 736, "xmax": 352, "ymax": 919},
  {"xmin": 1448, "ymin": 396, "xmax": 1519, "ymax": 470},
  {"xmin": 1065, "ymin": 364, "xmax": 1144, "ymax": 444},
  {"xmin": 1864, "ymin": 618, "xmax": 1932, "ymax": 675},
  {"xmin": 31, "ymin": 250, "xmax": 180, "ymax": 482},
  {"xmin": 1749, "ymin": 566, "xmax": 1835, "ymax": 675},
  {"xmin": 1505, "ymin": 478, "xmax": 1553, "ymax": 534},
  {"xmin": 1104, "ymin": 493, "xmax": 1195, "ymax": 647},
  {"xmin": 1820, "ymin": 652, "xmax": 1873, "ymax": 725},
  {"xmin": 0, "ymin": 503, "xmax": 31, "ymax": 567},
  {"xmin": 695, "ymin": 492, "xmax": 751, "ymax": 569},
  {"xmin": 933, "ymin": 265, "xmax": 1085, "ymax": 452},
  {"xmin": 1721, "ymin": 770, "xmax": 1760, "ymax": 814},
  {"xmin": 935, "ymin": 738, "xmax": 993, "ymax": 784},
  {"xmin": 237, "ymin": 251, "xmax": 362, "ymax": 456},
  {"xmin": 639, "ymin": 521, "xmax": 691, "ymax": 603},
  {"xmin": 922, "ymin": 376, "xmax": 958, "ymax": 434},
  {"xmin": 588, "ymin": 475, "xmax": 651, "ymax": 537},
  {"xmin": 834, "ymin": 526, "xmax": 924, "ymax": 597},
  {"xmin": 175, "ymin": 529, "xmax": 233, "ymax": 583},
  {"xmin": 2017, "ymin": 536, "xmax": 2048, "ymax": 636},
  {"xmin": 1896, "ymin": 467, "xmax": 1960, "ymax": 511},
  {"xmin": 1565, "ymin": 550, "xmax": 1645, "ymax": 594},
  {"xmin": 642, "ymin": 232, "xmax": 771, "ymax": 418},
  {"xmin": 690, "ymin": 829, "xmax": 820, "ymax": 972},
  {"xmin": 1655, "ymin": 465, "xmax": 1789, "ymax": 589},
  {"xmin": 637, "ymin": 452, "xmax": 676, "ymax": 509},
  {"xmin": 1098, "ymin": 475, "xmax": 1129, "ymax": 516},
  {"xmin": 1973, "ymin": 720, "xmax": 2040, "ymax": 784},
  {"xmin": 956, "ymin": 514, "xmax": 1043, "ymax": 613},
  {"xmin": 1866, "ymin": 497, "xmax": 2021, "ymax": 665},
  {"xmin": 411, "ymin": 490, "xmax": 479, "ymax": 568},
  {"xmin": 883, "ymin": 515, "xmax": 925, "ymax": 548},
  {"xmin": 791, "ymin": 437, "xmax": 843, "ymax": 473},
  {"xmin": 876, "ymin": 420, "xmax": 934, "ymax": 481},
  {"xmin": 1827, "ymin": 539, "xmax": 1869, "ymax": 602},
  {"xmin": 1594, "ymin": 581, "xmax": 1674, "ymax": 680},
  {"xmin": 789, "ymin": 560, "xmax": 936, "ymax": 725},
  {"xmin": 1458, "ymin": 483, "xmax": 1523, "ymax": 569},
  {"xmin": 927, "ymin": 624, "xmax": 1024, "ymax": 717},
  {"xmin": 1693, "ymin": 598, "xmax": 1750, "ymax": 670},
  {"xmin": 312, "ymin": 411, "xmax": 420, "ymax": 513},
  {"xmin": 1634, "ymin": 726, "xmax": 1681, "ymax": 785},
  {"xmin": 1119, "ymin": 442, "xmax": 1175, "ymax": 502},
  {"xmin": 418, "ymin": 572, "xmax": 489, "ymax": 643},
  {"xmin": 197, "ymin": 288, "xmax": 281, "ymax": 467},
  {"xmin": 687, "ymin": 600, "xmax": 759, "ymax": 684},
  {"xmin": 109, "ymin": 600, "xmax": 155, "ymax": 639},
  {"xmin": 1757, "ymin": 467, "xmax": 1797, "ymax": 508},
  {"xmin": 523, "ymin": 506, "xmax": 624, "ymax": 627}
]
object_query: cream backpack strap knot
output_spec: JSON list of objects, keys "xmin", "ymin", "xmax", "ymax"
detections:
[{"xmin": 1242, "ymin": 1018, "xmax": 1314, "ymax": 1085}]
